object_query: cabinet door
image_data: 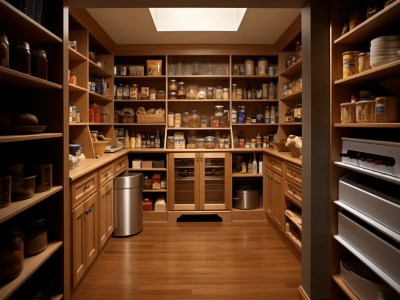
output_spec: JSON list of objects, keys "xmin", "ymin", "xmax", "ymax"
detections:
[
  {"xmin": 98, "ymin": 184, "xmax": 107, "ymax": 249},
  {"xmin": 72, "ymin": 201, "xmax": 86, "ymax": 287},
  {"xmin": 200, "ymin": 152, "xmax": 231, "ymax": 210},
  {"xmin": 84, "ymin": 192, "xmax": 98, "ymax": 269},
  {"xmin": 168, "ymin": 153, "xmax": 199, "ymax": 210},
  {"xmin": 272, "ymin": 172, "xmax": 284, "ymax": 230},
  {"xmin": 264, "ymin": 168, "xmax": 274, "ymax": 217},
  {"xmin": 105, "ymin": 180, "xmax": 114, "ymax": 239}
]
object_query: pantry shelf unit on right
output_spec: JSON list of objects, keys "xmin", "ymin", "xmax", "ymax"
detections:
[{"xmin": 330, "ymin": 0, "xmax": 400, "ymax": 299}]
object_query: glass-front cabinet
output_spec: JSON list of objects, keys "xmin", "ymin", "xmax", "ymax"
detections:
[{"xmin": 168, "ymin": 152, "xmax": 231, "ymax": 211}]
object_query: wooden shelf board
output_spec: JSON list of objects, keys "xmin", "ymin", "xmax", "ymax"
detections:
[
  {"xmin": 166, "ymin": 127, "xmax": 230, "ymax": 130},
  {"xmin": 334, "ymin": 0, "xmax": 400, "ymax": 45},
  {"xmin": 232, "ymin": 173, "xmax": 263, "ymax": 177},
  {"xmin": 334, "ymin": 235, "xmax": 400, "ymax": 292},
  {"xmin": 332, "ymin": 274, "xmax": 358, "ymax": 299},
  {"xmin": 0, "ymin": 66, "xmax": 62, "ymax": 89},
  {"xmin": 285, "ymin": 209, "xmax": 302, "ymax": 231},
  {"xmin": 69, "ymin": 47, "xmax": 86, "ymax": 61},
  {"xmin": 280, "ymin": 59, "xmax": 302, "ymax": 78},
  {"xmin": 0, "ymin": 133, "xmax": 63, "ymax": 144},
  {"xmin": 143, "ymin": 189, "xmax": 168, "ymax": 193},
  {"xmin": 334, "ymin": 122, "xmax": 400, "ymax": 128},
  {"xmin": 231, "ymin": 75, "xmax": 278, "ymax": 79},
  {"xmin": 0, "ymin": 241, "xmax": 63, "ymax": 300},
  {"xmin": 114, "ymin": 99, "xmax": 166, "ymax": 103},
  {"xmin": 69, "ymin": 123, "xmax": 88, "ymax": 126},
  {"xmin": 168, "ymin": 75, "xmax": 230, "ymax": 79},
  {"xmin": 285, "ymin": 193, "xmax": 302, "ymax": 208},
  {"xmin": 285, "ymin": 231, "xmax": 302, "ymax": 251},
  {"xmin": 0, "ymin": 0, "xmax": 62, "ymax": 43},
  {"xmin": 334, "ymin": 162, "xmax": 400, "ymax": 185},
  {"xmin": 88, "ymin": 60, "xmax": 113, "ymax": 78},
  {"xmin": 114, "ymin": 123, "xmax": 165, "ymax": 126},
  {"xmin": 167, "ymin": 99, "xmax": 231, "ymax": 103},
  {"xmin": 280, "ymin": 122, "xmax": 302, "ymax": 126},
  {"xmin": 88, "ymin": 122, "xmax": 113, "ymax": 126},
  {"xmin": 130, "ymin": 168, "xmax": 167, "ymax": 171},
  {"xmin": 334, "ymin": 200, "xmax": 400, "ymax": 243},
  {"xmin": 128, "ymin": 149, "xmax": 167, "ymax": 153},
  {"xmin": 51, "ymin": 294, "xmax": 64, "ymax": 300},
  {"xmin": 89, "ymin": 91, "xmax": 113, "ymax": 103},
  {"xmin": 69, "ymin": 83, "xmax": 87, "ymax": 93},
  {"xmin": 115, "ymin": 75, "xmax": 166, "ymax": 80},
  {"xmin": 280, "ymin": 91, "xmax": 302, "ymax": 102},
  {"xmin": 231, "ymin": 148, "xmax": 266, "ymax": 152},
  {"xmin": 231, "ymin": 99, "xmax": 278, "ymax": 102},
  {"xmin": 232, "ymin": 123, "xmax": 278, "ymax": 126},
  {"xmin": 0, "ymin": 187, "xmax": 63, "ymax": 223},
  {"xmin": 334, "ymin": 60, "xmax": 400, "ymax": 86}
]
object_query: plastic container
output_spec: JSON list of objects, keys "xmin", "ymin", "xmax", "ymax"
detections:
[
  {"xmin": 374, "ymin": 96, "xmax": 399, "ymax": 123},
  {"xmin": 356, "ymin": 100, "xmax": 375, "ymax": 123},
  {"xmin": 12, "ymin": 175, "xmax": 36, "ymax": 201},
  {"xmin": 340, "ymin": 102, "xmax": 356, "ymax": 123}
]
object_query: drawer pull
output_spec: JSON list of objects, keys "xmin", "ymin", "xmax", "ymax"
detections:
[{"xmin": 83, "ymin": 184, "xmax": 90, "ymax": 190}]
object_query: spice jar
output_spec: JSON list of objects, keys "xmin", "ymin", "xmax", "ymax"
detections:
[
  {"xmin": 0, "ymin": 32, "xmax": 9, "ymax": 68},
  {"xmin": 169, "ymin": 79, "xmax": 178, "ymax": 91},
  {"xmin": 31, "ymin": 50, "xmax": 48, "ymax": 80},
  {"xmin": 177, "ymin": 82, "xmax": 186, "ymax": 99},
  {"xmin": 24, "ymin": 218, "xmax": 48, "ymax": 256},
  {"xmin": 12, "ymin": 42, "xmax": 31, "ymax": 74}
]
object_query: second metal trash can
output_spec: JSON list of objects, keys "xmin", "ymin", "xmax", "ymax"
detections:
[{"xmin": 114, "ymin": 172, "xmax": 143, "ymax": 237}]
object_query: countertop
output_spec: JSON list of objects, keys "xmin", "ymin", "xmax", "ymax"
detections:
[{"xmin": 69, "ymin": 147, "xmax": 301, "ymax": 182}]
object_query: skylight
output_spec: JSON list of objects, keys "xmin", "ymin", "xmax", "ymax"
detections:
[{"xmin": 149, "ymin": 8, "xmax": 247, "ymax": 32}]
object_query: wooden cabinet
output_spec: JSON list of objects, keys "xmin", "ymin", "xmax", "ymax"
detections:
[
  {"xmin": 264, "ymin": 161, "xmax": 284, "ymax": 229},
  {"xmin": 98, "ymin": 180, "xmax": 113, "ymax": 249},
  {"xmin": 168, "ymin": 152, "xmax": 231, "ymax": 211},
  {"xmin": 0, "ymin": 1, "xmax": 67, "ymax": 298},
  {"xmin": 72, "ymin": 192, "xmax": 98, "ymax": 287},
  {"xmin": 71, "ymin": 172, "xmax": 97, "ymax": 208},
  {"xmin": 330, "ymin": 1, "xmax": 400, "ymax": 298},
  {"xmin": 113, "ymin": 155, "xmax": 129, "ymax": 176}
]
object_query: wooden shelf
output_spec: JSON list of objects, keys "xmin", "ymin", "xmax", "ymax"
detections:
[
  {"xmin": 143, "ymin": 189, "xmax": 168, "ymax": 193},
  {"xmin": 0, "ymin": 241, "xmax": 63, "ymax": 300},
  {"xmin": 280, "ymin": 59, "xmax": 302, "ymax": 78},
  {"xmin": 0, "ymin": 187, "xmax": 63, "ymax": 223},
  {"xmin": 167, "ymin": 99, "xmax": 230, "ymax": 103},
  {"xmin": 285, "ymin": 231, "xmax": 302, "ymax": 251},
  {"xmin": 115, "ymin": 123, "xmax": 165, "ymax": 126},
  {"xmin": 69, "ymin": 47, "xmax": 86, "ymax": 61},
  {"xmin": 334, "ymin": 122, "xmax": 400, "ymax": 128},
  {"xmin": 0, "ymin": 133, "xmax": 63, "ymax": 144},
  {"xmin": 89, "ymin": 91, "xmax": 113, "ymax": 103},
  {"xmin": 115, "ymin": 99, "xmax": 166, "ymax": 103},
  {"xmin": 231, "ymin": 99, "xmax": 278, "ymax": 102},
  {"xmin": 168, "ymin": 75, "xmax": 230, "ymax": 79},
  {"xmin": 280, "ymin": 91, "xmax": 302, "ymax": 102},
  {"xmin": 0, "ymin": 66, "xmax": 63, "ymax": 89},
  {"xmin": 232, "ymin": 173, "xmax": 263, "ymax": 177},
  {"xmin": 285, "ymin": 209, "xmax": 302, "ymax": 231},
  {"xmin": 115, "ymin": 75, "xmax": 166, "ymax": 80},
  {"xmin": 231, "ymin": 75, "xmax": 278, "ymax": 79},
  {"xmin": 280, "ymin": 122, "xmax": 302, "ymax": 126},
  {"xmin": 130, "ymin": 168, "xmax": 167, "ymax": 171},
  {"xmin": 334, "ymin": 0, "xmax": 400, "ymax": 45},
  {"xmin": 285, "ymin": 192, "xmax": 302, "ymax": 208},
  {"xmin": 88, "ymin": 60, "xmax": 113, "ymax": 78},
  {"xmin": 332, "ymin": 274, "xmax": 358, "ymax": 299},
  {"xmin": 334, "ymin": 235, "xmax": 400, "ymax": 292},
  {"xmin": 167, "ymin": 127, "xmax": 230, "ymax": 130},
  {"xmin": 232, "ymin": 123, "xmax": 278, "ymax": 126},
  {"xmin": 334, "ymin": 60, "xmax": 400, "ymax": 86},
  {"xmin": 0, "ymin": 0, "xmax": 62, "ymax": 43},
  {"xmin": 69, "ymin": 83, "xmax": 87, "ymax": 93}
]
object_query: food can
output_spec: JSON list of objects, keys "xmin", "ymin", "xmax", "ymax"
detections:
[
  {"xmin": 358, "ymin": 52, "xmax": 370, "ymax": 73},
  {"xmin": 245, "ymin": 59, "xmax": 254, "ymax": 75},
  {"xmin": 342, "ymin": 51, "xmax": 360, "ymax": 78}
]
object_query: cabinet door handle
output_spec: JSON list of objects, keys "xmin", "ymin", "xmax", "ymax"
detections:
[
  {"xmin": 84, "ymin": 184, "xmax": 90, "ymax": 190},
  {"xmin": 84, "ymin": 210, "xmax": 89, "ymax": 215}
]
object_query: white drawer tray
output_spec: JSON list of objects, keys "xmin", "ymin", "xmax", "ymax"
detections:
[
  {"xmin": 341, "ymin": 137, "xmax": 400, "ymax": 178},
  {"xmin": 338, "ymin": 213, "xmax": 400, "ymax": 288},
  {"xmin": 339, "ymin": 173, "xmax": 400, "ymax": 235}
]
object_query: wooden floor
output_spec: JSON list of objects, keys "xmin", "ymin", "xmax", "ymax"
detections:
[{"xmin": 72, "ymin": 220, "xmax": 301, "ymax": 300}]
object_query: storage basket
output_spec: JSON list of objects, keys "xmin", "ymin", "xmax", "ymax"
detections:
[
  {"xmin": 146, "ymin": 60, "xmax": 162, "ymax": 76},
  {"xmin": 374, "ymin": 96, "xmax": 399, "ymax": 123},
  {"xmin": 10, "ymin": 0, "xmax": 44, "ymax": 24},
  {"xmin": 273, "ymin": 141, "xmax": 290, "ymax": 152},
  {"xmin": 288, "ymin": 145, "xmax": 302, "ymax": 158},
  {"xmin": 136, "ymin": 112, "xmax": 165, "ymax": 123}
]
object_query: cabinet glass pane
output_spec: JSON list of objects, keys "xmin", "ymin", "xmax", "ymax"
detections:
[
  {"xmin": 174, "ymin": 158, "xmax": 195, "ymax": 206},
  {"xmin": 204, "ymin": 157, "xmax": 225, "ymax": 205}
]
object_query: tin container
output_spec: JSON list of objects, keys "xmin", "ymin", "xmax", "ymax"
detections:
[
  {"xmin": 358, "ymin": 52, "xmax": 370, "ymax": 73},
  {"xmin": 12, "ymin": 42, "xmax": 31, "ymax": 74},
  {"xmin": 24, "ymin": 218, "xmax": 48, "ymax": 256},
  {"xmin": 257, "ymin": 58, "xmax": 268, "ymax": 75},
  {"xmin": 342, "ymin": 51, "xmax": 360, "ymax": 78}
]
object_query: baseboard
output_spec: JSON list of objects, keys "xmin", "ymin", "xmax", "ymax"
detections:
[{"xmin": 298, "ymin": 285, "xmax": 310, "ymax": 300}]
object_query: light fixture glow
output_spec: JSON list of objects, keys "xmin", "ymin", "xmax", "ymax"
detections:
[{"xmin": 149, "ymin": 8, "xmax": 247, "ymax": 32}]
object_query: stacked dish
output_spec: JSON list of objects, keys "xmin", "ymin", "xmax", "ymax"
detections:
[{"xmin": 370, "ymin": 35, "xmax": 400, "ymax": 68}]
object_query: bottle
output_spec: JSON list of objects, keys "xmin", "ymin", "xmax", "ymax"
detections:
[
  {"xmin": 264, "ymin": 106, "xmax": 270, "ymax": 123},
  {"xmin": 233, "ymin": 130, "xmax": 239, "ymax": 148},
  {"xmin": 256, "ymin": 133, "xmax": 262, "ymax": 148},
  {"xmin": 247, "ymin": 159, "xmax": 252, "ymax": 174},
  {"xmin": 155, "ymin": 130, "xmax": 161, "ymax": 148},
  {"xmin": 124, "ymin": 129, "xmax": 130, "ymax": 148},
  {"xmin": 251, "ymin": 111, "xmax": 257, "ymax": 123},
  {"xmin": 258, "ymin": 155, "xmax": 263, "ymax": 174},
  {"xmin": 268, "ymin": 82, "xmax": 275, "ymax": 99},
  {"xmin": 285, "ymin": 108, "xmax": 291, "ymax": 122},
  {"xmin": 256, "ymin": 106, "xmax": 263, "ymax": 123},
  {"xmin": 231, "ymin": 106, "xmax": 237, "ymax": 124},
  {"xmin": 252, "ymin": 154, "xmax": 258, "ymax": 174},
  {"xmin": 239, "ymin": 131, "xmax": 245, "ymax": 148},
  {"xmin": 256, "ymin": 82, "xmax": 262, "ymax": 99},
  {"xmin": 270, "ymin": 106, "xmax": 276, "ymax": 124},
  {"xmin": 298, "ymin": 103, "xmax": 302, "ymax": 122}
]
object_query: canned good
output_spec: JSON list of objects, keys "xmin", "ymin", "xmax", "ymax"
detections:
[
  {"xmin": 342, "ymin": 51, "xmax": 360, "ymax": 78},
  {"xmin": 69, "ymin": 75, "xmax": 77, "ymax": 85},
  {"xmin": 257, "ymin": 58, "xmax": 267, "ymax": 75},
  {"xmin": 358, "ymin": 52, "xmax": 370, "ymax": 73}
]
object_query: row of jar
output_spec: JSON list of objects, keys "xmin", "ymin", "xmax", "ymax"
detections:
[
  {"xmin": 166, "ymin": 131, "xmax": 231, "ymax": 150},
  {"xmin": 0, "ymin": 32, "xmax": 48, "ymax": 80},
  {"xmin": 284, "ymin": 104, "xmax": 303, "ymax": 123},
  {"xmin": 284, "ymin": 41, "xmax": 302, "ymax": 69},
  {"xmin": 116, "ymin": 128, "xmax": 163, "ymax": 149},
  {"xmin": 168, "ymin": 107, "xmax": 229, "ymax": 128},
  {"xmin": 232, "ymin": 105, "xmax": 279, "ymax": 124},
  {"xmin": 232, "ymin": 131, "xmax": 273, "ymax": 149},
  {"xmin": 88, "ymin": 102, "xmax": 111, "ymax": 123},
  {"xmin": 115, "ymin": 84, "xmax": 166, "ymax": 100},
  {"xmin": 282, "ymin": 77, "xmax": 303, "ymax": 97},
  {"xmin": 232, "ymin": 58, "xmax": 277, "ymax": 76}
]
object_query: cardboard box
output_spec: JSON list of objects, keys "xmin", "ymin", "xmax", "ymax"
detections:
[
  {"xmin": 143, "ymin": 198, "xmax": 153, "ymax": 211},
  {"xmin": 141, "ymin": 161, "xmax": 152, "ymax": 168},
  {"xmin": 152, "ymin": 160, "xmax": 165, "ymax": 168},
  {"xmin": 151, "ymin": 174, "xmax": 161, "ymax": 190},
  {"xmin": 131, "ymin": 160, "xmax": 141, "ymax": 169}
]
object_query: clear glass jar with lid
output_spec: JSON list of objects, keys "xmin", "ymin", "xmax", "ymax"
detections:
[
  {"xmin": 177, "ymin": 82, "xmax": 186, "ymax": 99},
  {"xmin": 169, "ymin": 79, "xmax": 178, "ymax": 91},
  {"xmin": 188, "ymin": 110, "xmax": 201, "ymax": 127}
]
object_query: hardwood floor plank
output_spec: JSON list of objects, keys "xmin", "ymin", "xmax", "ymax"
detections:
[{"xmin": 72, "ymin": 221, "xmax": 301, "ymax": 300}]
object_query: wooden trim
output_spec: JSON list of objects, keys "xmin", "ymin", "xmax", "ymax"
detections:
[
  {"xmin": 275, "ymin": 14, "xmax": 301, "ymax": 51},
  {"xmin": 114, "ymin": 44, "xmax": 278, "ymax": 56},
  {"xmin": 298, "ymin": 285, "xmax": 310, "ymax": 300}
]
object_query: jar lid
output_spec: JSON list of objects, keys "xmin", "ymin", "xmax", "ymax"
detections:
[
  {"xmin": 205, "ymin": 136, "xmax": 215, "ymax": 141},
  {"xmin": 32, "ymin": 49, "xmax": 47, "ymax": 57},
  {"xmin": 342, "ymin": 51, "xmax": 361, "ymax": 55},
  {"xmin": 358, "ymin": 52, "xmax": 370, "ymax": 56},
  {"xmin": 15, "ymin": 42, "xmax": 30, "ymax": 50},
  {"xmin": 196, "ymin": 138, "xmax": 205, "ymax": 142}
]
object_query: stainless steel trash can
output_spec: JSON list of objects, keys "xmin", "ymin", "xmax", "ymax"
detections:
[{"xmin": 114, "ymin": 172, "xmax": 143, "ymax": 237}]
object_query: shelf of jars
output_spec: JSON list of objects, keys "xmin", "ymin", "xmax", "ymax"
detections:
[
  {"xmin": 280, "ymin": 91, "xmax": 302, "ymax": 102},
  {"xmin": 334, "ymin": 0, "xmax": 400, "ymax": 45},
  {"xmin": 280, "ymin": 59, "xmax": 302, "ymax": 78}
]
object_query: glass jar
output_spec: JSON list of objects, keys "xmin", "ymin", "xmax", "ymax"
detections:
[
  {"xmin": 195, "ymin": 138, "xmax": 205, "ymax": 149},
  {"xmin": 31, "ymin": 50, "xmax": 48, "ymax": 80},
  {"xmin": 130, "ymin": 84, "xmax": 138, "ymax": 100},
  {"xmin": 101, "ymin": 106, "xmax": 110, "ymax": 123},
  {"xmin": 215, "ymin": 86, "xmax": 223, "ymax": 100},
  {"xmin": 168, "ymin": 111, "xmax": 174, "ymax": 127},
  {"xmin": 188, "ymin": 131, "xmax": 197, "ymax": 145},
  {"xmin": 237, "ymin": 105, "xmax": 246, "ymax": 124},
  {"xmin": 188, "ymin": 110, "xmax": 201, "ymax": 128},
  {"xmin": 174, "ymin": 113, "xmax": 181, "ymax": 128},
  {"xmin": 205, "ymin": 136, "xmax": 216, "ymax": 149},
  {"xmin": 169, "ymin": 91, "xmax": 177, "ymax": 100},
  {"xmin": 122, "ymin": 85, "xmax": 130, "ymax": 100},
  {"xmin": 12, "ymin": 42, "xmax": 31, "ymax": 74},
  {"xmin": 223, "ymin": 88, "xmax": 229, "ymax": 100},
  {"xmin": 0, "ymin": 32, "xmax": 9, "ymax": 68},
  {"xmin": 169, "ymin": 79, "xmax": 178, "ymax": 91},
  {"xmin": 206, "ymin": 87, "xmax": 214, "ymax": 99},
  {"xmin": 245, "ymin": 59, "xmax": 254, "ymax": 75},
  {"xmin": 257, "ymin": 58, "xmax": 268, "ymax": 75},
  {"xmin": 167, "ymin": 136, "xmax": 174, "ymax": 149},
  {"xmin": 177, "ymin": 82, "xmax": 186, "ymax": 99},
  {"xmin": 157, "ymin": 90, "xmax": 166, "ymax": 99},
  {"xmin": 186, "ymin": 85, "xmax": 198, "ymax": 100},
  {"xmin": 149, "ymin": 88, "xmax": 157, "ymax": 100},
  {"xmin": 182, "ymin": 111, "xmax": 189, "ymax": 127}
]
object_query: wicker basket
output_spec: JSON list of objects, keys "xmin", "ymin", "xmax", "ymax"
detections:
[
  {"xmin": 136, "ymin": 112, "xmax": 165, "ymax": 123},
  {"xmin": 288, "ymin": 145, "xmax": 302, "ymax": 158},
  {"xmin": 273, "ymin": 141, "xmax": 290, "ymax": 152}
]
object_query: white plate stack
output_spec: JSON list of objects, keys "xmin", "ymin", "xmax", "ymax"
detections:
[{"xmin": 370, "ymin": 35, "xmax": 400, "ymax": 68}]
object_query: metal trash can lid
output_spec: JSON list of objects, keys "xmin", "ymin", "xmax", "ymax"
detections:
[{"xmin": 115, "ymin": 172, "xmax": 142, "ymax": 189}]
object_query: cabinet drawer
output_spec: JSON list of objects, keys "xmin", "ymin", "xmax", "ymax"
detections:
[
  {"xmin": 285, "ymin": 163, "xmax": 302, "ymax": 186},
  {"xmin": 285, "ymin": 180, "xmax": 302, "ymax": 206},
  {"xmin": 265, "ymin": 155, "xmax": 283, "ymax": 175},
  {"xmin": 98, "ymin": 163, "xmax": 114, "ymax": 187},
  {"xmin": 113, "ymin": 156, "xmax": 128, "ymax": 176},
  {"xmin": 71, "ymin": 172, "xmax": 97, "ymax": 208}
]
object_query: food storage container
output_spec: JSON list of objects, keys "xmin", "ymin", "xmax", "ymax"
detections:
[
  {"xmin": 24, "ymin": 218, "xmax": 48, "ymax": 256},
  {"xmin": 0, "ymin": 224, "xmax": 23, "ymax": 283},
  {"xmin": 195, "ymin": 138, "xmax": 205, "ymax": 149},
  {"xmin": 12, "ymin": 175, "xmax": 36, "ymax": 201},
  {"xmin": 340, "ymin": 102, "xmax": 356, "ymax": 123},
  {"xmin": 0, "ymin": 175, "xmax": 11, "ymax": 208},
  {"xmin": 205, "ymin": 136, "xmax": 216, "ymax": 149},
  {"xmin": 356, "ymin": 100, "xmax": 374, "ymax": 123}
]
